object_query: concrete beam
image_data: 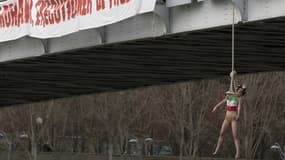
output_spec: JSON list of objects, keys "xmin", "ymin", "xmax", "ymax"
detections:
[
  {"xmin": 169, "ymin": 0, "xmax": 242, "ymax": 33},
  {"xmin": 2, "ymin": 0, "xmax": 285, "ymax": 62},
  {"xmin": 105, "ymin": 13, "xmax": 167, "ymax": 43},
  {"xmin": 48, "ymin": 29, "xmax": 102, "ymax": 54},
  {"xmin": 247, "ymin": 0, "xmax": 285, "ymax": 22},
  {"xmin": 232, "ymin": 0, "xmax": 248, "ymax": 21},
  {"xmin": 0, "ymin": 37, "xmax": 44, "ymax": 62},
  {"xmin": 166, "ymin": 0, "xmax": 191, "ymax": 8},
  {"xmin": 154, "ymin": 1, "xmax": 170, "ymax": 32}
]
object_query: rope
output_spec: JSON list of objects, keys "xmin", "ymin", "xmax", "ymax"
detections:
[
  {"xmin": 229, "ymin": 3, "xmax": 236, "ymax": 94},
  {"xmin": 232, "ymin": 4, "xmax": 235, "ymax": 72}
]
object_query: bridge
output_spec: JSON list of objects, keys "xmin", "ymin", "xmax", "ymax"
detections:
[{"xmin": 0, "ymin": 0, "xmax": 285, "ymax": 106}]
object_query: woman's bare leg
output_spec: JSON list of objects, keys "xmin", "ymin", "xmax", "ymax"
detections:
[
  {"xmin": 232, "ymin": 120, "xmax": 240, "ymax": 159},
  {"xmin": 213, "ymin": 119, "xmax": 230, "ymax": 155}
]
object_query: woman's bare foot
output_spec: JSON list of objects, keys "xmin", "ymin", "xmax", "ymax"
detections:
[
  {"xmin": 212, "ymin": 150, "xmax": 218, "ymax": 156},
  {"xmin": 235, "ymin": 153, "xmax": 240, "ymax": 159}
]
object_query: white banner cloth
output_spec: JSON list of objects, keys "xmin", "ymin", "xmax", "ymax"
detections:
[{"xmin": 0, "ymin": 0, "xmax": 156, "ymax": 42}]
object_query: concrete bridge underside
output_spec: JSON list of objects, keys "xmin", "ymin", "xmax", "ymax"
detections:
[
  {"xmin": 0, "ymin": 17, "xmax": 285, "ymax": 107},
  {"xmin": 0, "ymin": 0, "xmax": 285, "ymax": 106}
]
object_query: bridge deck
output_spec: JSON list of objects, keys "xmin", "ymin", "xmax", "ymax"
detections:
[{"xmin": 0, "ymin": 17, "xmax": 284, "ymax": 106}]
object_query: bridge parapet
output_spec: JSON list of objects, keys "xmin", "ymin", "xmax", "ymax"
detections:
[{"xmin": 0, "ymin": 0, "xmax": 285, "ymax": 62}]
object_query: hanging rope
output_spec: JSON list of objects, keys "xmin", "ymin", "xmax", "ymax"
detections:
[
  {"xmin": 232, "ymin": 4, "xmax": 235, "ymax": 72},
  {"xmin": 228, "ymin": 3, "xmax": 236, "ymax": 94}
]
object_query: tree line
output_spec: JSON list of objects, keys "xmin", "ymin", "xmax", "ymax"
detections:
[{"xmin": 0, "ymin": 71, "xmax": 284, "ymax": 160}]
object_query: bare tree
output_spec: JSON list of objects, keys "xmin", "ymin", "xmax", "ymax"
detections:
[
  {"xmin": 0, "ymin": 71, "xmax": 284, "ymax": 160},
  {"xmin": 184, "ymin": 80, "xmax": 220, "ymax": 158},
  {"xmin": 0, "ymin": 100, "xmax": 55, "ymax": 160},
  {"xmin": 238, "ymin": 72, "xmax": 284, "ymax": 159},
  {"xmin": 158, "ymin": 79, "xmax": 222, "ymax": 159}
]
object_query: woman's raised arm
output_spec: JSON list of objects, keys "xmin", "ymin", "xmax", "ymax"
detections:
[{"xmin": 212, "ymin": 98, "xmax": 226, "ymax": 113}]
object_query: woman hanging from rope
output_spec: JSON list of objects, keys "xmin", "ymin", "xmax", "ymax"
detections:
[{"xmin": 212, "ymin": 71, "xmax": 246, "ymax": 159}]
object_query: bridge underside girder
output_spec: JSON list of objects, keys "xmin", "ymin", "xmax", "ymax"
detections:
[{"xmin": 0, "ymin": 17, "xmax": 285, "ymax": 107}]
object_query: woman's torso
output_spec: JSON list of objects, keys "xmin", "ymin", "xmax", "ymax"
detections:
[{"xmin": 226, "ymin": 95, "xmax": 238, "ymax": 111}]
